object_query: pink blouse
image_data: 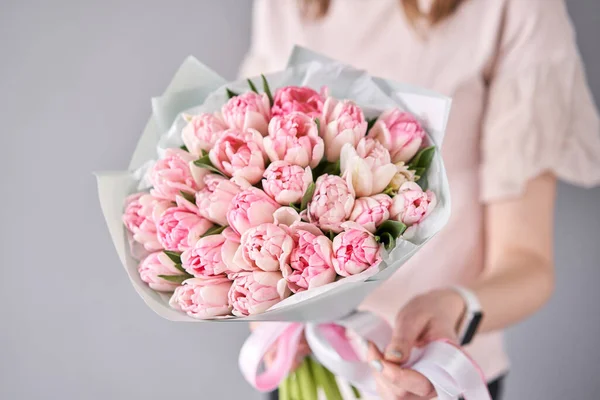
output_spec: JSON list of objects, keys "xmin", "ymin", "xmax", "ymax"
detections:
[{"xmin": 241, "ymin": 0, "xmax": 600, "ymax": 381}]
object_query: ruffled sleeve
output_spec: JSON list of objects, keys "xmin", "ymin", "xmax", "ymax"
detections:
[{"xmin": 480, "ymin": 0, "xmax": 600, "ymax": 202}]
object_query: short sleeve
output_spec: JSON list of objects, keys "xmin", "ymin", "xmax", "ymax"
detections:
[{"xmin": 480, "ymin": 0, "xmax": 600, "ymax": 202}]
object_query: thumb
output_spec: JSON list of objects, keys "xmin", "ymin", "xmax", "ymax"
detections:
[{"xmin": 384, "ymin": 312, "xmax": 430, "ymax": 364}]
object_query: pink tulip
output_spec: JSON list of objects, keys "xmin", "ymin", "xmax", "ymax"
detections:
[
  {"xmin": 240, "ymin": 223, "xmax": 294, "ymax": 272},
  {"xmin": 321, "ymin": 98, "xmax": 367, "ymax": 161},
  {"xmin": 263, "ymin": 112, "xmax": 324, "ymax": 169},
  {"xmin": 138, "ymin": 252, "xmax": 184, "ymax": 292},
  {"xmin": 368, "ymin": 109, "xmax": 425, "ymax": 163},
  {"xmin": 221, "ymin": 91, "xmax": 271, "ymax": 135},
  {"xmin": 150, "ymin": 148, "xmax": 208, "ymax": 201},
  {"xmin": 227, "ymin": 187, "xmax": 280, "ymax": 236},
  {"xmin": 209, "ymin": 129, "xmax": 266, "ymax": 185},
  {"xmin": 340, "ymin": 138, "xmax": 397, "ymax": 197},
  {"xmin": 390, "ymin": 182, "xmax": 437, "ymax": 226},
  {"xmin": 181, "ymin": 233, "xmax": 232, "ymax": 277},
  {"xmin": 228, "ymin": 271, "xmax": 290, "ymax": 316},
  {"xmin": 123, "ymin": 193, "xmax": 172, "ymax": 251},
  {"xmin": 271, "ymin": 86, "xmax": 325, "ymax": 118},
  {"xmin": 349, "ymin": 194, "xmax": 393, "ymax": 233},
  {"xmin": 169, "ymin": 276, "xmax": 233, "ymax": 319},
  {"xmin": 195, "ymin": 174, "xmax": 242, "ymax": 226},
  {"xmin": 262, "ymin": 161, "xmax": 313, "ymax": 205},
  {"xmin": 156, "ymin": 197, "xmax": 213, "ymax": 251},
  {"xmin": 181, "ymin": 112, "xmax": 228, "ymax": 157},
  {"xmin": 306, "ymin": 174, "xmax": 355, "ymax": 233},
  {"xmin": 283, "ymin": 223, "xmax": 336, "ymax": 293},
  {"xmin": 332, "ymin": 222, "xmax": 382, "ymax": 277}
]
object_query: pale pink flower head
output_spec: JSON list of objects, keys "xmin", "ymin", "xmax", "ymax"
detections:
[
  {"xmin": 221, "ymin": 91, "xmax": 271, "ymax": 135},
  {"xmin": 123, "ymin": 193, "xmax": 172, "ymax": 251},
  {"xmin": 340, "ymin": 138, "xmax": 397, "ymax": 197},
  {"xmin": 387, "ymin": 161, "xmax": 418, "ymax": 193},
  {"xmin": 349, "ymin": 194, "xmax": 393, "ymax": 233},
  {"xmin": 368, "ymin": 109, "xmax": 425, "ymax": 163},
  {"xmin": 227, "ymin": 188, "xmax": 280, "ymax": 236},
  {"xmin": 332, "ymin": 222, "xmax": 382, "ymax": 277},
  {"xmin": 169, "ymin": 276, "xmax": 233, "ymax": 319},
  {"xmin": 306, "ymin": 174, "xmax": 355, "ymax": 233},
  {"xmin": 264, "ymin": 112, "xmax": 324, "ymax": 169},
  {"xmin": 195, "ymin": 174, "xmax": 242, "ymax": 226},
  {"xmin": 321, "ymin": 98, "xmax": 367, "ymax": 162},
  {"xmin": 228, "ymin": 271, "xmax": 290, "ymax": 316},
  {"xmin": 262, "ymin": 161, "xmax": 313, "ymax": 205},
  {"xmin": 138, "ymin": 251, "xmax": 184, "ymax": 292},
  {"xmin": 240, "ymin": 223, "xmax": 294, "ymax": 272},
  {"xmin": 156, "ymin": 197, "xmax": 213, "ymax": 251},
  {"xmin": 271, "ymin": 86, "xmax": 325, "ymax": 118},
  {"xmin": 181, "ymin": 233, "xmax": 231, "ymax": 277},
  {"xmin": 390, "ymin": 182, "xmax": 437, "ymax": 226},
  {"xmin": 209, "ymin": 129, "xmax": 266, "ymax": 185},
  {"xmin": 150, "ymin": 148, "xmax": 208, "ymax": 201},
  {"xmin": 181, "ymin": 112, "xmax": 228, "ymax": 157},
  {"xmin": 283, "ymin": 223, "xmax": 336, "ymax": 293}
]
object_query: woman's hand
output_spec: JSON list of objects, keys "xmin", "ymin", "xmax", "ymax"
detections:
[{"xmin": 367, "ymin": 289, "xmax": 466, "ymax": 399}]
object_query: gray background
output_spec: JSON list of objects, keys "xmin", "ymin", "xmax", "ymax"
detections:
[{"xmin": 0, "ymin": 0, "xmax": 598, "ymax": 399}]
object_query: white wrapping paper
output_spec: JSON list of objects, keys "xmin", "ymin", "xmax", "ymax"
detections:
[{"xmin": 96, "ymin": 47, "xmax": 452, "ymax": 323}]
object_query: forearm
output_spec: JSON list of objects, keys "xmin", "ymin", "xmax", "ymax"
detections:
[{"xmin": 471, "ymin": 249, "xmax": 554, "ymax": 333}]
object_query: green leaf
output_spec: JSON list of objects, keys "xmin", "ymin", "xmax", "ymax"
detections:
[
  {"xmin": 378, "ymin": 232, "xmax": 396, "ymax": 251},
  {"xmin": 201, "ymin": 225, "xmax": 227, "ymax": 237},
  {"xmin": 193, "ymin": 154, "xmax": 226, "ymax": 176},
  {"xmin": 179, "ymin": 145, "xmax": 189, "ymax": 152},
  {"xmin": 351, "ymin": 385, "xmax": 362, "ymax": 399},
  {"xmin": 247, "ymin": 78, "xmax": 259, "ymax": 93},
  {"xmin": 314, "ymin": 117, "xmax": 321, "ymax": 132},
  {"xmin": 322, "ymin": 160, "xmax": 340, "ymax": 176},
  {"xmin": 289, "ymin": 203, "xmax": 301, "ymax": 213},
  {"xmin": 300, "ymin": 182, "xmax": 316, "ymax": 211},
  {"xmin": 173, "ymin": 263, "xmax": 188, "ymax": 274},
  {"xmin": 179, "ymin": 191, "xmax": 196, "ymax": 204},
  {"xmin": 261, "ymin": 74, "xmax": 274, "ymax": 106},
  {"xmin": 226, "ymin": 88, "xmax": 239, "ymax": 99},
  {"xmin": 201, "ymin": 149, "xmax": 208, "ymax": 157},
  {"xmin": 157, "ymin": 275, "xmax": 189, "ymax": 284},
  {"xmin": 163, "ymin": 250, "xmax": 182, "ymax": 264},
  {"xmin": 289, "ymin": 372, "xmax": 300, "ymax": 400},
  {"xmin": 376, "ymin": 220, "xmax": 408, "ymax": 239},
  {"xmin": 366, "ymin": 117, "xmax": 378, "ymax": 133},
  {"xmin": 408, "ymin": 146, "xmax": 436, "ymax": 169}
]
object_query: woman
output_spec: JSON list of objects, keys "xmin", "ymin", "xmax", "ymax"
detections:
[{"xmin": 241, "ymin": 0, "xmax": 600, "ymax": 398}]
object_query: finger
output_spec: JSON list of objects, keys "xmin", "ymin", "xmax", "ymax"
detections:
[
  {"xmin": 375, "ymin": 373, "xmax": 404, "ymax": 400},
  {"xmin": 380, "ymin": 360, "xmax": 435, "ymax": 398},
  {"xmin": 385, "ymin": 312, "xmax": 430, "ymax": 363}
]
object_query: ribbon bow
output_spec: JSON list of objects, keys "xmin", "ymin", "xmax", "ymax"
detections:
[{"xmin": 239, "ymin": 311, "xmax": 491, "ymax": 400}]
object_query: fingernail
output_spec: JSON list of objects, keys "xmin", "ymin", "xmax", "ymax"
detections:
[
  {"xmin": 370, "ymin": 359, "xmax": 383, "ymax": 372},
  {"xmin": 386, "ymin": 349, "xmax": 403, "ymax": 360}
]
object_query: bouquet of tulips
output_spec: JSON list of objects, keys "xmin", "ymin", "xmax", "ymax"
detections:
[{"xmin": 97, "ymin": 47, "xmax": 451, "ymax": 398}]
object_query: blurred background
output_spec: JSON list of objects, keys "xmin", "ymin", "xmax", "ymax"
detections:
[{"xmin": 0, "ymin": 0, "xmax": 598, "ymax": 399}]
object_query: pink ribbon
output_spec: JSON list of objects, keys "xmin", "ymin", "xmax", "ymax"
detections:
[{"xmin": 239, "ymin": 311, "xmax": 491, "ymax": 400}]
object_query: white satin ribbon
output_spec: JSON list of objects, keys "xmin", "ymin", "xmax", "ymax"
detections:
[{"xmin": 239, "ymin": 311, "xmax": 491, "ymax": 399}]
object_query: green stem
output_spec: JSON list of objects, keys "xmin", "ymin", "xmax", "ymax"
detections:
[
  {"xmin": 307, "ymin": 357, "xmax": 343, "ymax": 400},
  {"xmin": 279, "ymin": 376, "xmax": 290, "ymax": 400},
  {"xmin": 297, "ymin": 359, "xmax": 318, "ymax": 400},
  {"xmin": 289, "ymin": 371, "xmax": 300, "ymax": 400},
  {"xmin": 351, "ymin": 385, "xmax": 362, "ymax": 399}
]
